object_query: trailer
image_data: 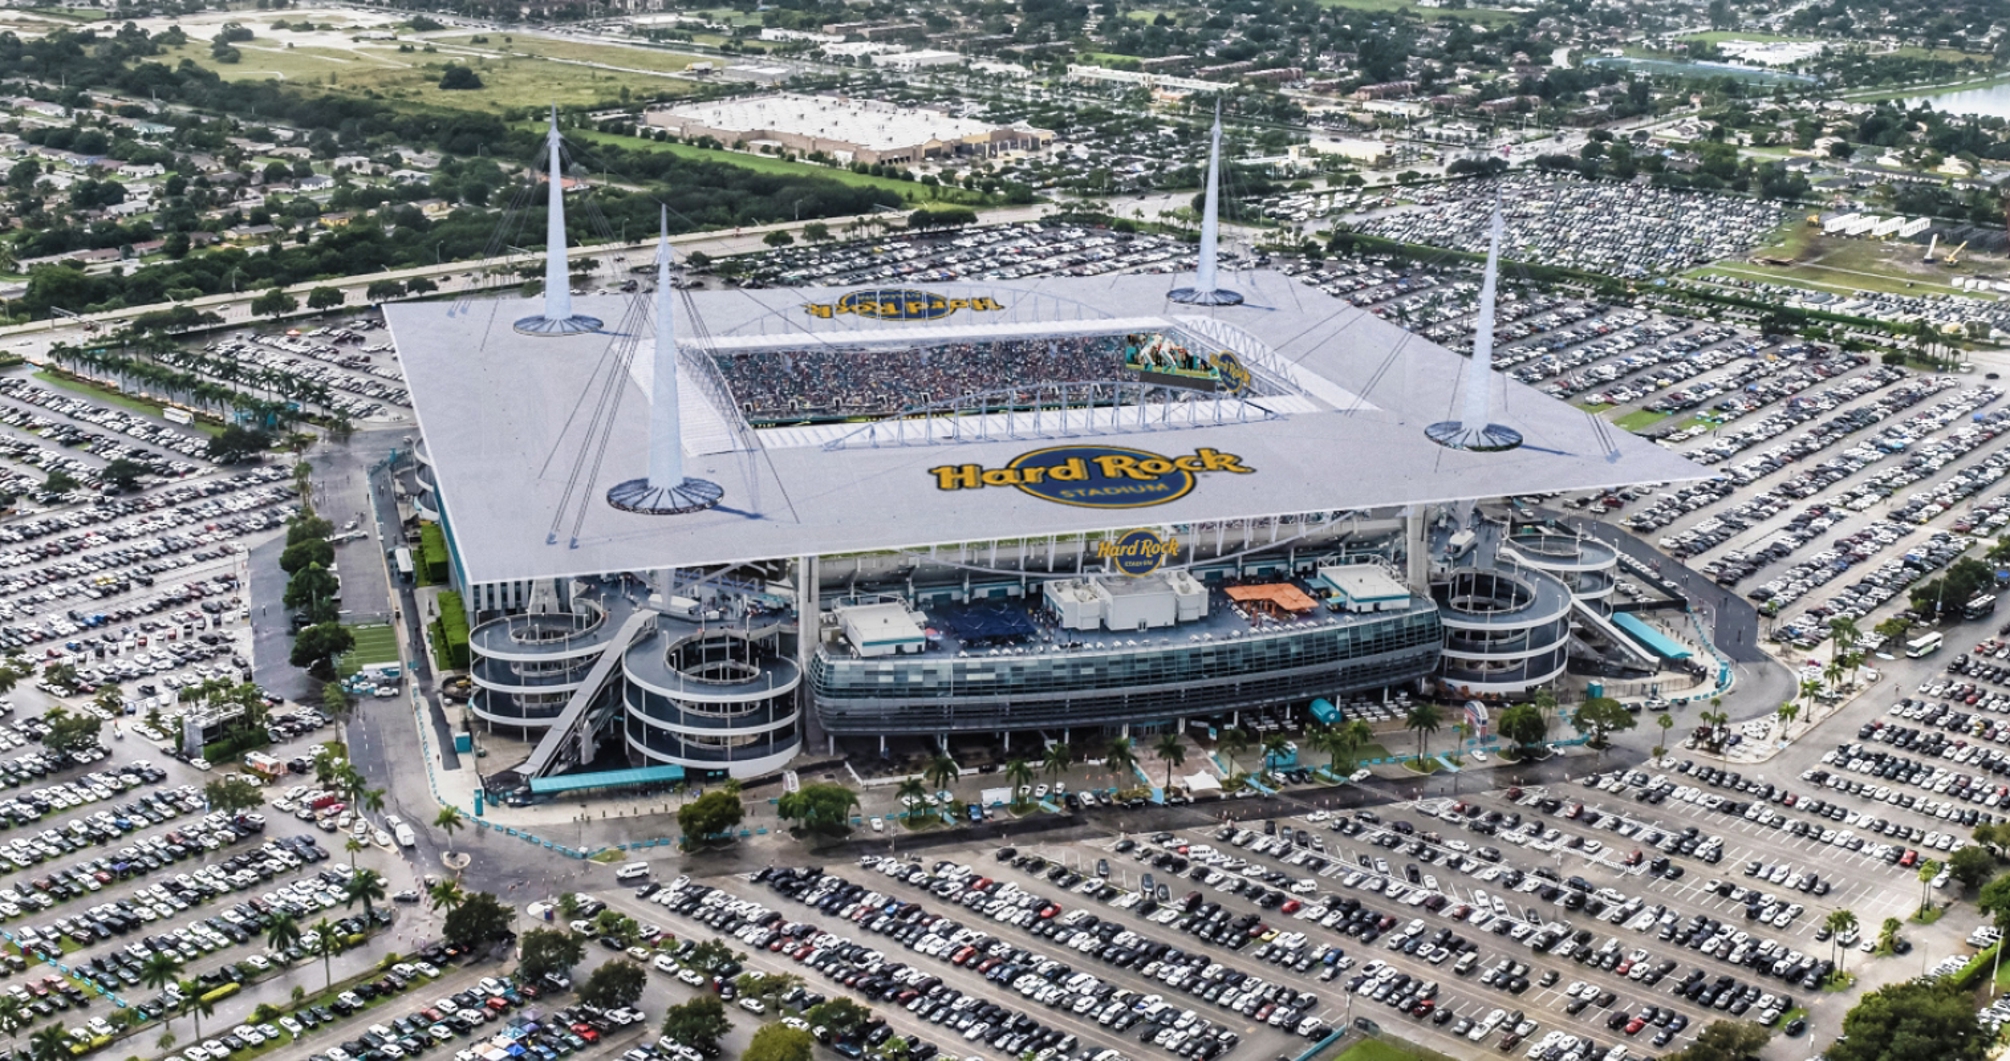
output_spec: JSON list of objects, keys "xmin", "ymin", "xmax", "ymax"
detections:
[
  {"xmin": 1898, "ymin": 217, "xmax": 1932, "ymax": 239},
  {"xmin": 1871, "ymin": 216, "xmax": 1903, "ymax": 238}
]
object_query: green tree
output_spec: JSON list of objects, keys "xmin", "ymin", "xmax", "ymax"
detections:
[
  {"xmin": 321, "ymin": 680, "xmax": 355, "ymax": 719},
  {"xmin": 776, "ymin": 783, "xmax": 858, "ymax": 833},
  {"xmin": 289, "ymin": 622, "xmax": 354, "ymax": 677},
  {"xmin": 677, "ymin": 786, "xmax": 744, "ymax": 840},
  {"xmin": 428, "ymin": 878, "xmax": 467, "ymax": 912},
  {"xmin": 1260, "ymin": 733, "xmax": 1293, "ymax": 773},
  {"xmin": 1825, "ymin": 908, "xmax": 1857, "ymax": 977},
  {"xmin": 250, "ymin": 287, "xmax": 298, "ymax": 318},
  {"xmin": 1498, "ymin": 703, "xmax": 1547, "ymax": 758},
  {"xmin": 1004, "ymin": 758, "xmax": 1034, "ymax": 802},
  {"xmin": 1878, "ymin": 916, "xmax": 1903, "ymax": 955},
  {"xmin": 1217, "ymin": 727, "xmax": 1251, "ymax": 773},
  {"xmin": 1826, "ymin": 978, "xmax": 1985, "ymax": 1061},
  {"xmin": 264, "ymin": 910, "xmax": 301, "ymax": 957},
  {"xmin": 0, "ymin": 997, "xmax": 27, "ymax": 1054},
  {"xmin": 661, "ymin": 995, "xmax": 731, "ymax": 1055},
  {"xmin": 1572, "ymin": 697, "xmax": 1635, "ymax": 751},
  {"xmin": 204, "ymin": 774, "xmax": 265, "ymax": 814},
  {"xmin": 804, "ymin": 998, "xmax": 871, "ymax": 1040},
  {"xmin": 442, "ymin": 891, "xmax": 513, "ymax": 948},
  {"xmin": 100, "ymin": 457, "xmax": 146, "ymax": 492},
  {"xmin": 577, "ymin": 960, "xmax": 648, "ymax": 1009},
  {"xmin": 344, "ymin": 867, "xmax": 386, "ymax": 917},
  {"xmin": 518, "ymin": 927, "xmax": 585, "ymax": 983},
  {"xmin": 29, "ymin": 1024, "xmax": 68, "ymax": 1061},
  {"xmin": 306, "ymin": 287, "xmax": 344, "ymax": 310},
  {"xmin": 438, "ymin": 64, "xmax": 484, "ymax": 89},
  {"xmin": 923, "ymin": 753, "xmax": 958, "ymax": 794},
  {"xmin": 894, "ymin": 776, "xmax": 926, "ymax": 814},
  {"xmin": 178, "ymin": 979, "xmax": 215, "ymax": 1039},
  {"xmin": 434, "ymin": 805, "xmax": 465, "ymax": 853},
  {"xmin": 743, "ymin": 1024, "xmax": 814, "ymax": 1061},
  {"xmin": 1041, "ymin": 741, "xmax": 1072, "ymax": 784},
  {"xmin": 1949, "ymin": 845, "xmax": 1995, "ymax": 890},
  {"xmin": 41, "ymin": 704, "xmax": 101, "ymax": 755},
  {"xmin": 1104, "ymin": 736, "xmax": 1137, "ymax": 788},
  {"xmin": 42, "ymin": 469, "xmax": 76, "ymax": 494},
  {"xmin": 207, "ymin": 424, "xmax": 270, "ymax": 464},
  {"xmin": 279, "ymin": 536, "xmax": 334, "ymax": 575},
  {"xmin": 1153, "ymin": 732, "xmax": 1185, "ymax": 792},
  {"xmin": 310, "ymin": 918, "xmax": 342, "ymax": 988},
  {"xmin": 1404, "ymin": 701, "xmax": 1443, "ymax": 764},
  {"xmin": 1666, "ymin": 1020, "xmax": 1771, "ymax": 1061},
  {"xmin": 763, "ymin": 229, "xmax": 794, "ymax": 247}
]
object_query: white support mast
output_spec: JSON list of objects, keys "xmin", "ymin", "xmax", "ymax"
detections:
[
  {"xmin": 515, "ymin": 104, "xmax": 603, "ymax": 336},
  {"xmin": 606, "ymin": 207, "xmax": 722, "ymax": 516},
  {"xmin": 1426, "ymin": 194, "xmax": 1523, "ymax": 452},
  {"xmin": 1169, "ymin": 100, "xmax": 1243, "ymax": 307}
]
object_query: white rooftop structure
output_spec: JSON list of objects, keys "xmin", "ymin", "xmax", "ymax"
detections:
[
  {"xmin": 389, "ymin": 272, "xmax": 1709, "ymax": 584},
  {"xmin": 652, "ymin": 93, "xmax": 1000, "ymax": 154}
]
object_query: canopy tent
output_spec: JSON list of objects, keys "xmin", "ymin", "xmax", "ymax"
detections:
[
  {"xmin": 1225, "ymin": 584, "xmax": 1320, "ymax": 619},
  {"xmin": 945, "ymin": 602, "xmax": 1040, "ymax": 646}
]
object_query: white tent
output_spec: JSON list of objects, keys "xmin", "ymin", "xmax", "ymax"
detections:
[{"xmin": 1185, "ymin": 773, "xmax": 1223, "ymax": 797}]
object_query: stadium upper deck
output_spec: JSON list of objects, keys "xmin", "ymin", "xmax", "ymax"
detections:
[{"xmin": 389, "ymin": 271, "xmax": 1705, "ymax": 584}]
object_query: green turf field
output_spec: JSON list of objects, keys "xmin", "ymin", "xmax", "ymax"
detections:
[{"xmin": 341, "ymin": 624, "xmax": 401, "ymax": 676}]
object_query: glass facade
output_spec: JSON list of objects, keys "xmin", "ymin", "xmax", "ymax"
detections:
[{"xmin": 810, "ymin": 605, "xmax": 1442, "ymax": 734}]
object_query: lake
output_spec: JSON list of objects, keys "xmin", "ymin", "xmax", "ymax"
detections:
[{"xmin": 1909, "ymin": 81, "xmax": 2010, "ymax": 119}]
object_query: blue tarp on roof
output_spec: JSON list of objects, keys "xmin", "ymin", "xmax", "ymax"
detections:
[
  {"xmin": 1611, "ymin": 613, "xmax": 1692, "ymax": 660},
  {"xmin": 528, "ymin": 764, "xmax": 685, "ymax": 795}
]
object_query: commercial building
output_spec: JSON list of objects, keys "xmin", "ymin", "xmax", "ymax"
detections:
[
  {"xmin": 642, "ymin": 93, "xmax": 1052, "ymax": 166},
  {"xmin": 388, "ymin": 125, "xmax": 1706, "ymax": 797}
]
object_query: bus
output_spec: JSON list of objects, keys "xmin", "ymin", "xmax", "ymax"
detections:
[
  {"xmin": 1967, "ymin": 594, "xmax": 1999, "ymax": 621},
  {"xmin": 392, "ymin": 547, "xmax": 414, "ymax": 583},
  {"xmin": 1906, "ymin": 632, "xmax": 1944, "ymax": 659}
]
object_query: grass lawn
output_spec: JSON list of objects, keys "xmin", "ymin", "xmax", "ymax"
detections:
[
  {"xmin": 1696, "ymin": 226, "xmax": 1981, "ymax": 299},
  {"xmin": 1613, "ymin": 408, "xmax": 1672, "ymax": 433},
  {"xmin": 431, "ymin": 33, "xmax": 706, "ymax": 75},
  {"xmin": 339, "ymin": 624, "xmax": 401, "ymax": 676},
  {"xmin": 154, "ymin": 37, "xmax": 697, "ymax": 110},
  {"xmin": 1332, "ymin": 1037, "xmax": 1460, "ymax": 1061},
  {"xmin": 557, "ymin": 127, "xmax": 987, "ymax": 204},
  {"xmin": 1573, "ymin": 400, "xmax": 1610, "ymax": 413},
  {"xmin": 1313, "ymin": 0, "xmax": 1516, "ymax": 22},
  {"xmin": 33, "ymin": 371, "xmax": 224, "ymax": 437}
]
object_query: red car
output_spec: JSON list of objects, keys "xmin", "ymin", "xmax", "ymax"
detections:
[{"xmin": 1624, "ymin": 1017, "xmax": 1647, "ymax": 1035}]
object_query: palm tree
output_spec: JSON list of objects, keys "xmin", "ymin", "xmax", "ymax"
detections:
[
  {"xmin": 1404, "ymin": 702, "xmax": 1444, "ymax": 766},
  {"xmin": 345, "ymin": 868, "xmax": 387, "ymax": 918},
  {"xmin": 1825, "ymin": 909, "xmax": 1856, "ymax": 975},
  {"xmin": 138, "ymin": 952, "xmax": 181, "ymax": 996},
  {"xmin": 264, "ymin": 911, "xmax": 301, "ymax": 957},
  {"xmin": 1454, "ymin": 721, "xmax": 1475, "ymax": 761},
  {"xmin": 923, "ymin": 754, "xmax": 959, "ymax": 794},
  {"xmin": 29, "ymin": 1023, "xmax": 68, "ymax": 1061},
  {"xmin": 1105, "ymin": 737, "xmax": 1138, "ymax": 789},
  {"xmin": 1041, "ymin": 742, "xmax": 1072, "ymax": 785},
  {"xmin": 1799, "ymin": 677, "xmax": 1822, "ymax": 721},
  {"xmin": 344, "ymin": 836, "xmax": 366, "ymax": 867},
  {"xmin": 1343, "ymin": 719, "xmax": 1374, "ymax": 761},
  {"xmin": 177, "ymin": 979, "xmax": 215, "ymax": 1040},
  {"xmin": 1777, "ymin": 701, "xmax": 1798, "ymax": 734},
  {"xmin": 1878, "ymin": 917, "xmax": 1902, "ymax": 956},
  {"xmin": 1004, "ymin": 759, "xmax": 1034, "ymax": 803},
  {"xmin": 1918, "ymin": 859, "xmax": 1941, "ymax": 916},
  {"xmin": 434, "ymin": 805, "xmax": 464, "ymax": 854},
  {"xmin": 1154, "ymin": 732, "xmax": 1186, "ymax": 793},
  {"xmin": 1260, "ymin": 733, "xmax": 1292, "ymax": 776},
  {"xmin": 894, "ymin": 777, "xmax": 927, "ymax": 816},
  {"xmin": 427, "ymin": 879, "xmax": 467, "ymax": 913},
  {"xmin": 0, "ymin": 996, "xmax": 27, "ymax": 1054},
  {"xmin": 1217, "ymin": 727, "xmax": 1252, "ymax": 774},
  {"xmin": 311, "ymin": 919, "xmax": 342, "ymax": 989},
  {"xmin": 1829, "ymin": 615, "xmax": 1860, "ymax": 671},
  {"xmin": 1655, "ymin": 712, "xmax": 1674, "ymax": 758}
]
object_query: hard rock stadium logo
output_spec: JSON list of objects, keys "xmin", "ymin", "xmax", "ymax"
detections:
[
  {"xmin": 1098, "ymin": 528, "xmax": 1179, "ymax": 577},
  {"xmin": 804, "ymin": 288, "xmax": 1006, "ymax": 321},
  {"xmin": 929, "ymin": 445, "xmax": 1255, "ymax": 509}
]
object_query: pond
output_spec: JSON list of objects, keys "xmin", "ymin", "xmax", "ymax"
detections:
[{"xmin": 1908, "ymin": 80, "xmax": 2010, "ymax": 120}]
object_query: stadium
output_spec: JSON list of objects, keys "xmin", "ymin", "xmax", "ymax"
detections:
[{"xmin": 388, "ymin": 119, "xmax": 1707, "ymax": 798}]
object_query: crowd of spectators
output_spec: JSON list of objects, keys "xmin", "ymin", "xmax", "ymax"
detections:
[{"xmin": 714, "ymin": 335, "xmax": 1126, "ymax": 422}]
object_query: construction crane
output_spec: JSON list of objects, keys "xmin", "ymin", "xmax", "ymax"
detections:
[
  {"xmin": 1925, "ymin": 233, "xmax": 1940, "ymax": 262},
  {"xmin": 1945, "ymin": 240, "xmax": 1969, "ymax": 265}
]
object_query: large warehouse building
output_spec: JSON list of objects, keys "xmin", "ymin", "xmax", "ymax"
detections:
[
  {"xmin": 641, "ymin": 93, "xmax": 1053, "ymax": 165},
  {"xmin": 388, "ymin": 121, "xmax": 1705, "ymax": 796}
]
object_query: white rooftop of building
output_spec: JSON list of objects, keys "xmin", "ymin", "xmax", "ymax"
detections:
[
  {"xmin": 1318, "ymin": 565, "xmax": 1411, "ymax": 602},
  {"xmin": 655, "ymin": 92, "xmax": 1004, "ymax": 151},
  {"xmin": 388, "ymin": 272, "xmax": 1709, "ymax": 584}
]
